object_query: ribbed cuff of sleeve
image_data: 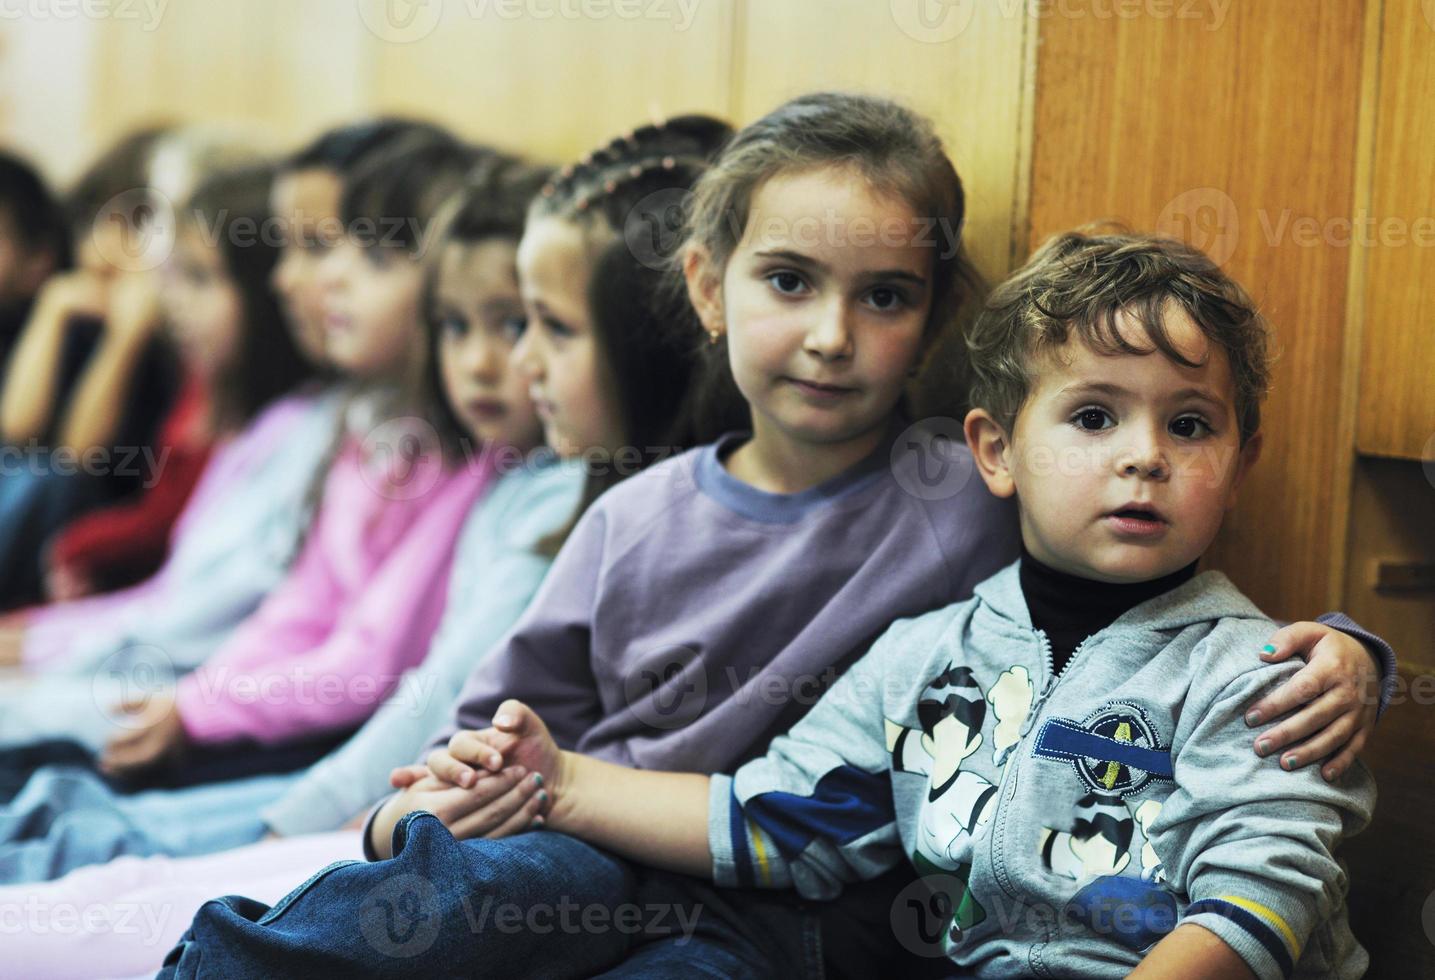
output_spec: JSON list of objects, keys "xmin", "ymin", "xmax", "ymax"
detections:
[
  {"xmin": 360, "ymin": 796, "xmax": 393, "ymax": 862},
  {"xmin": 1316, "ymin": 611, "xmax": 1398, "ymax": 718},
  {"xmin": 708, "ymin": 774, "xmax": 741, "ymax": 888}
]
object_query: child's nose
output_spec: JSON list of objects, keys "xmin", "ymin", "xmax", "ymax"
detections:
[
  {"xmin": 469, "ymin": 336, "xmax": 505, "ymax": 380},
  {"xmin": 803, "ymin": 300, "xmax": 854, "ymax": 360},
  {"xmin": 1116, "ymin": 430, "xmax": 1169, "ymax": 480}
]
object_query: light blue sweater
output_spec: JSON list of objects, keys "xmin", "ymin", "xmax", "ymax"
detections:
[{"xmin": 711, "ymin": 561, "xmax": 1376, "ymax": 979}]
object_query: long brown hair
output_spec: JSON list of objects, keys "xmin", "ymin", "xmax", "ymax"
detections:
[
  {"xmin": 527, "ymin": 115, "xmax": 740, "ymax": 553},
  {"xmin": 178, "ymin": 163, "xmax": 314, "ymax": 431}
]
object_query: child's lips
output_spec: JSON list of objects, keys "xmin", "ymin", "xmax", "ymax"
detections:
[
  {"xmin": 786, "ymin": 377, "xmax": 857, "ymax": 400},
  {"xmin": 1104, "ymin": 504, "xmax": 1169, "ymax": 537},
  {"xmin": 465, "ymin": 398, "xmax": 507, "ymax": 420}
]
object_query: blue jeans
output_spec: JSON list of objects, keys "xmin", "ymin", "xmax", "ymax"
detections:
[
  {"xmin": 0, "ymin": 765, "xmax": 293, "ymax": 883},
  {"xmin": 158, "ymin": 811, "xmax": 808, "ymax": 979}
]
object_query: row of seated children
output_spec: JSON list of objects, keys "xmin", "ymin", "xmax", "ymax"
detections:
[{"xmin": 0, "ymin": 94, "xmax": 1394, "ymax": 978}]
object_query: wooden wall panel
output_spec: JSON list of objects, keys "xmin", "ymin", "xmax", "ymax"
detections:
[
  {"xmin": 734, "ymin": 0, "xmax": 1033, "ymax": 284},
  {"xmin": 366, "ymin": 0, "xmax": 736, "ymax": 162},
  {"xmin": 1357, "ymin": 0, "xmax": 1435, "ymax": 460},
  {"xmin": 87, "ymin": 0, "xmax": 370, "ymax": 156},
  {"xmin": 1027, "ymin": 0, "xmax": 1368, "ymax": 621}
]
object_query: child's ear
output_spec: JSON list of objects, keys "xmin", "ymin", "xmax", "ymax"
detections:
[
  {"xmin": 1225, "ymin": 430, "xmax": 1263, "ymax": 510},
  {"xmin": 963, "ymin": 408, "xmax": 1017, "ymax": 498},
  {"xmin": 682, "ymin": 245, "xmax": 724, "ymax": 338}
]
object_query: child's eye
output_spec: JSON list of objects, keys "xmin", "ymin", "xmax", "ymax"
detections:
[
  {"xmin": 865, "ymin": 286, "xmax": 908, "ymax": 313},
  {"xmin": 439, "ymin": 314, "xmax": 467, "ymax": 338},
  {"xmin": 1071, "ymin": 407, "xmax": 1115, "ymax": 431},
  {"xmin": 499, "ymin": 315, "xmax": 527, "ymax": 343},
  {"xmin": 1169, "ymin": 414, "xmax": 1212, "ymax": 439},
  {"xmin": 541, "ymin": 315, "xmax": 574, "ymax": 339},
  {"xmin": 766, "ymin": 271, "xmax": 808, "ymax": 296}
]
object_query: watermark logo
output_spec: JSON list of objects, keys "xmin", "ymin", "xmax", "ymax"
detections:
[
  {"xmin": 361, "ymin": 873, "xmax": 443, "ymax": 958},
  {"xmin": 623, "ymin": 187, "xmax": 691, "ymax": 271},
  {"xmin": 889, "ymin": 0, "xmax": 977, "ymax": 43},
  {"xmin": 93, "ymin": 644, "xmax": 176, "ymax": 730},
  {"xmin": 0, "ymin": 0, "xmax": 169, "ymax": 30},
  {"xmin": 890, "ymin": 873, "xmax": 966, "ymax": 957},
  {"xmin": 1156, "ymin": 187, "xmax": 1239, "ymax": 266},
  {"xmin": 892, "ymin": 417, "xmax": 977, "ymax": 502},
  {"xmin": 358, "ymin": 0, "xmax": 444, "ymax": 43},
  {"xmin": 92, "ymin": 187, "xmax": 174, "ymax": 273},
  {"xmin": 360, "ymin": 417, "xmax": 444, "ymax": 501},
  {"xmin": 624, "ymin": 644, "xmax": 708, "ymax": 730}
]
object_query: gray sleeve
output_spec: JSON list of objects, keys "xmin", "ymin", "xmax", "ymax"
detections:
[
  {"xmin": 1150, "ymin": 634, "xmax": 1377, "ymax": 980},
  {"xmin": 710, "ymin": 612, "xmax": 949, "ymax": 899}
]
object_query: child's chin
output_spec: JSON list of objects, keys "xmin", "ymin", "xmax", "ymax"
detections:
[{"xmin": 1091, "ymin": 548, "xmax": 1194, "ymax": 583}]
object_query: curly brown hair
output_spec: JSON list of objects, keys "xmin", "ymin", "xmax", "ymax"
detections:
[{"xmin": 966, "ymin": 226, "xmax": 1272, "ymax": 444}]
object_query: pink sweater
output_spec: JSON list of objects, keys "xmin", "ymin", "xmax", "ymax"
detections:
[{"xmin": 175, "ymin": 433, "xmax": 495, "ymax": 745}]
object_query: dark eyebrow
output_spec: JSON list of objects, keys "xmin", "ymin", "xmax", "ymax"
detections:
[
  {"xmin": 1059, "ymin": 381, "xmax": 1131, "ymax": 399},
  {"xmin": 1169, "ymin": 387, "xmax": 1229, "ymax": 411},
  {"xmin": 754, "ymin": 249, "xmax": 928, "ymax": 288},
  {"xmin": 857, "ymin": 269, "xmax": 928, "ymax": 289},
  {"xmin": 754, "ymin": 248, "xmax": 827, "ymax": 271},
  {"xmin": 1060, "ymin": 381, "xmax": 1228, "ymax": 411}
]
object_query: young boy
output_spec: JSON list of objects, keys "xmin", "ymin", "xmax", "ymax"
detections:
[{"xmin": 475, "ymin": 229, "xmax": 1375, "ymax": 978}]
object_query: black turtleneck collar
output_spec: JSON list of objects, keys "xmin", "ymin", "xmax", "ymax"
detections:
[{"xmin": 1019, "ymin": 546, "xmax": 1198, "ymax": 676}]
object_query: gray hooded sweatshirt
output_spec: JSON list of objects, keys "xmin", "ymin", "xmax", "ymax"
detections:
[{"xmin": 709, "ymin": 561, "xmax": 1375, "ymax": 979}]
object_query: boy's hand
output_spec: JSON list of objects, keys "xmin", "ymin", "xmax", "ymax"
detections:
[
  {"xmin": 36, "ymin": 271, "xmax": 108, "ymax": 324},
  {"xmin": 98, "ymin": 691, "xmax": 187, "ymax": 775},
  {"xmin": 430, "ymin": 699, "xmax": 566, "ymax": 810},
  {"xmin": 1245, "ymin": 622, "xmax": 1380, "ymax": 782},
  {"xmin": 369, "ymin": 761, "xmax": 547, "ymax": 859},
  {"xmin": 44, "ymin": 561, "xmax": 94, "ymax": 603},
  {"xmin": 388, "ymin": 763, "xmax": 431, "ymax": 790},
  {"xmin": 105, "ymin": 272, "xmax": 163, "ymax": 342}
]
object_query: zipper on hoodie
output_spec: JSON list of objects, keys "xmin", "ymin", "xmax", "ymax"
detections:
[{"xmin": 988, "ymin": 626, "xmax": 1106, "ymax": 967}]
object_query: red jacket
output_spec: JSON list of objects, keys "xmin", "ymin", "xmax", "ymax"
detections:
[{"xmin": 47, "ymin": 377, "xmax": 213, "ymax": 591}]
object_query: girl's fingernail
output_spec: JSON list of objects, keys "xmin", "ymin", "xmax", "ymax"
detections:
[
  {"xmin": 1261, "ymin": 644, "xmax": 1277, "ymax": 655},
  {"xmin": 494, "ymin": 714, "xmax": 513, "ymax": 727},
  {"xmin": 512, "ymin": 766, "xmax": 526, "ymax": 779},
  {"xmin": 1324, "ymin": 767, "xmax": 1338, "ymax": 781},
  {"xmin": 532, "ymin": 773, "xmax": 543, "ymax": 787},
  {"xmin": 1245, "ymin": 710, "xmax": 1262, "ymax": 726},
  {"xmin": 461, "ymin": 771, "xmax": 474, "ymax": 787},
  {"xmin": 530, "ymin": 816, "xmax": 545, "ymax": 830},
  {"xmin": 1282, "ymin": 754, "xmax": 1298, "ymax": 770},
  {"xmin": 537, "ymin": 789, "xmax": 549, "ymax": 804},
  {"xmin": 1256, "ymin": 738, "xmax": 1270, "ymax": 756}
]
